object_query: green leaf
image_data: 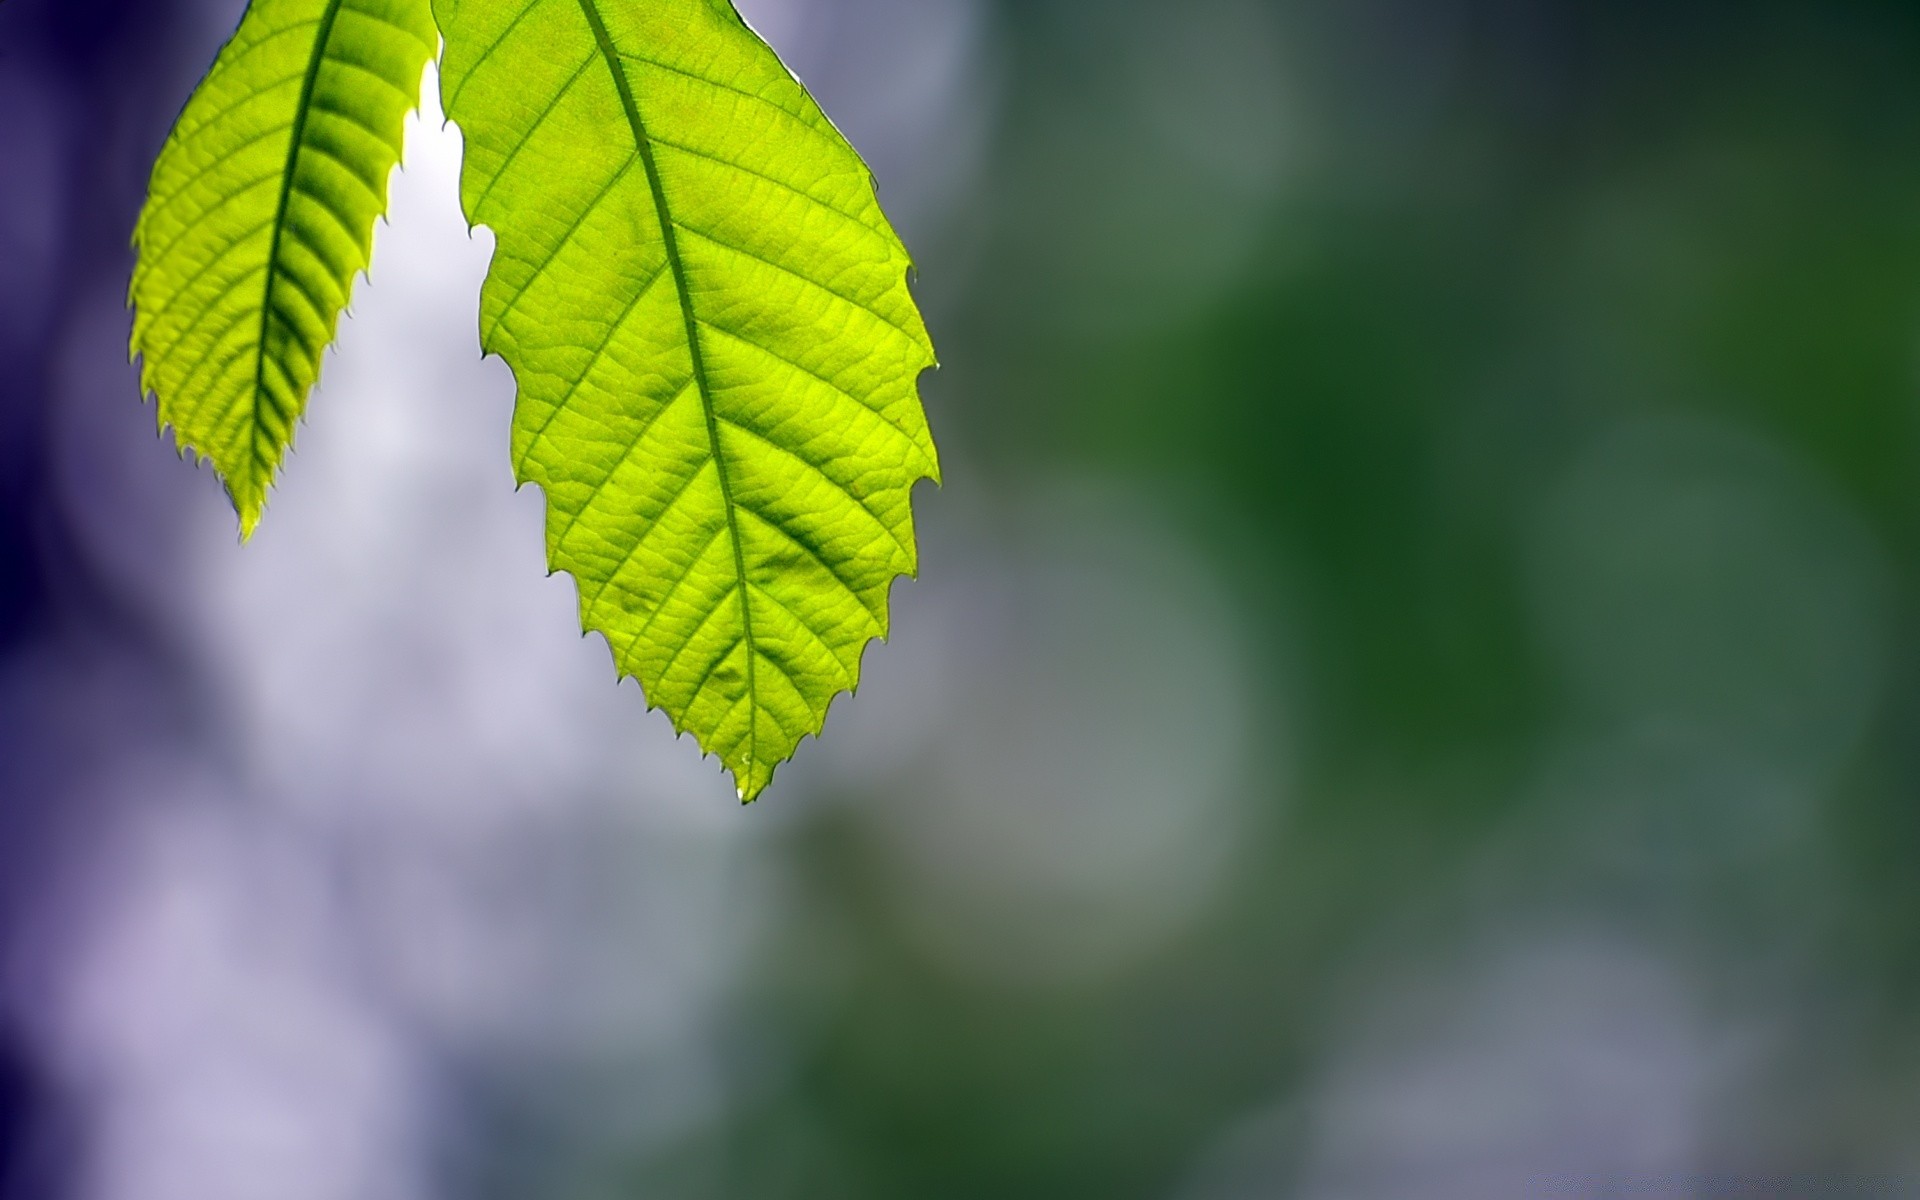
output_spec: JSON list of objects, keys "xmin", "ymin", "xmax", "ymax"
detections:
[
  {"xmin": 435, "ymin": 0, "xmax": 939, "ymax": 800},
  {"xmin": 130, "ymin": 0, "xmax": 437, "ymax": 536}
]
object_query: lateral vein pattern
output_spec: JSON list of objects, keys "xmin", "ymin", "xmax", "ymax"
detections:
[
  {"xmin": 130, "ymin": 0, "xmax": 438, "ymax": 535},
  {"xmin": 435, "ymin": 0, "xmax": 939, "ymax": 799}
]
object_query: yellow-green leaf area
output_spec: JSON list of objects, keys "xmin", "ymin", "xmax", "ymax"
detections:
[
  {"xmin": 130, "ymin": 0, "xmax": 437, "ymax": 535},
  {"xmin": 435, "ymin": 0, "xmax": 940, "ymax": 801}
]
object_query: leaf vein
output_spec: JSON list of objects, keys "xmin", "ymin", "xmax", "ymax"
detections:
[
  {"xmin": 612, "ymin": 47, "xmax": 812, "ymax": 125},
  {"xmin": 575, "ymin": 456, "xmax": 714, "ymax": 612},
  {"xmin": 694, "ymin": 317, "xmax": 928, "ymax": 454},
  {"xmin": 713, "ymin": 412, "xmax": 908, "ymax": 560},
  {"xmin": 485, "ymin": 157, "xmax": 640, "ymax": 341},
  {"xmin": 469, "ymin": 52, "xmax": 597, "ymax": 216},
  {"xmin": 672, "ymin": 221, "xmax": 919, "ymax": 344},
  {"xmin": 249, "ymin": 0, "xmax": 350, "ymax": 519},
  {"xmin": 446, "ymin": 0, "xmax": 552, "ymax": 112},
  {"xmin": 511, "ymin": 259, "xmax": 674, "ymax": 479},
  {"xmin": 577, "ymin": 0, "xmax": 762, "ymax": 779},
  {"xmin": 648, "ymin": 131, "xmax": 876, "ymax": 230},
  {"xmin": 735, "ymin": 503, "xmax": 875, "ymax": 620},
  {"xmin": 748, "ymin": 583, "xmax": 854, "ymax": 691}
]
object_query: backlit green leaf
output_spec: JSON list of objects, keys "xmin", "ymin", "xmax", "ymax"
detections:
[
  {"xmin": 130, "ymin": 0, "xmax": 436, "ymax": 535},
  {"xmin": 435, "ymin": 0, "xmax": 939, "ymax": 800}
]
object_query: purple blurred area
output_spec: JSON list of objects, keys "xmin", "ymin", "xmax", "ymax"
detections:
[
  {"xmin": 8, "ymin": 1, "xmax": 1920, "ymax": 1197},
  {"xmin": 0, "ymin": 0, "xmax": 213, "ymax": 1191}
]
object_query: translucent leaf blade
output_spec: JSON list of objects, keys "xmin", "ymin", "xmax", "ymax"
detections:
[
  {"xmin": 435, "ymin": 0, "xmax": 939, "ymax": 800},
  {"xmin": 130, "ymin": 0, "xmax": 437, "ymax": 535}
]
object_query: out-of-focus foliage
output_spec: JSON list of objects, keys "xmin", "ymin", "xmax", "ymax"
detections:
[
  {"xmin": 129, "ymin": 0, "xmax": 436, "ymax": 534},
  {"xmin": 435, "ymin": 0, "xmax": 936, "ymax": 801}
]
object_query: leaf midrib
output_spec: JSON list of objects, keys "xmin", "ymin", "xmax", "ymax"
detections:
[
  {"xmin": 574, "ymin": 0, "xmax": 761, "ymax": 788},
  {"xmin": 249, "ymin": 0, "xmax": 349, "ymax": 532}
]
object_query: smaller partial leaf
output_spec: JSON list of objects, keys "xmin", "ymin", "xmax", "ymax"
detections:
[{"xmin": 129, "ymin": 0, "xmax": 436, "ymax": 535}]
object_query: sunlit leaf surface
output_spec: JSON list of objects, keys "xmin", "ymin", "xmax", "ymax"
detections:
[
  {"xmin": 436, "ymin": 0, "xmax": 939, "ymax": 799},
  {"xmin": 130, "ymin": 0, "xmax": 437, "ymax": 534}
]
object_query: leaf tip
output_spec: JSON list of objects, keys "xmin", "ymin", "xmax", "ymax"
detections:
[
  {"xmin": 735, "ymin": 771, "xmax": 769, "ymax": 804},
  {"xmin": 231, "ymin": 478, "xmax": 269, "ymax": 543}
]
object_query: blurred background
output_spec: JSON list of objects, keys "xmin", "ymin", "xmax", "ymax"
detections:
[{"xmin": 5, "ymin": 0, "xmax": 1920, "ymax": 1196}]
